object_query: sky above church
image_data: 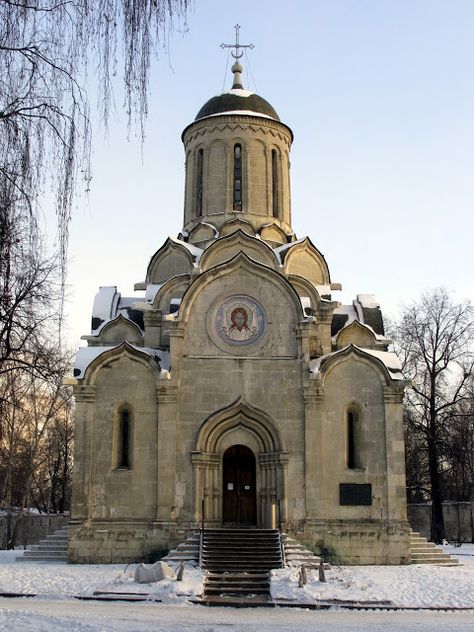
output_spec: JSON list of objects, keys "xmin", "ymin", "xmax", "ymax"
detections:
[{"xmin": 61, "ymin": 0, "xmax": 474, "ymax": 347}]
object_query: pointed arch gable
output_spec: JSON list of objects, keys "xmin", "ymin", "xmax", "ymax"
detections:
[
  {"xmin": 259, "ymin": 223, "xmax": 288, "ymax": 246},
  {"xmin": 219, "ymin": 218, "xmax": 256, "ymax": 238},
  {"xmin": 199, "ymin": 230, "xmax": 280, "ymax": 272},
  {"xmin": 315, "ymin": 345, "xmax": 393, "ymax": 386},
  {"xmin": 188, "ymin": 221, "xmax": 218, "ymax": 246},
  {"xmin": 81, "ymin": 342, "xmax": 162, "ymax": 385},
  {"xmin": 335, "ymin": 320, "xmax": 378, "ymax": 349},
  {"xmin": 287, "ymin": 273, "xmax": 322, "ymax": 313},
  {"xmin": 152, "ymin": 273, "xmax": 192, "ymax": 312},
  {"xmin": 92, "ymin": 314, "xmax": 143, "ymax": 345},
  {"xmin": 281, "ymin": 237, "xmax": 331, "ymax": 286},
  {"xmin": 195, "ymin": 398, "xmax": 285, "ymax": 454},
  {"xmin": 178, "ymin": 252, "xmax": 303, "ymax": 324},
  {"xmin": 146, "ymin": 238, "xmax": 196, "ymax": 284}
]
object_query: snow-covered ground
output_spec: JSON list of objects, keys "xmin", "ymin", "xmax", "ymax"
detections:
[{"xmin": 0, "ymin": 545, "xmax": 473, "ymax": 631}]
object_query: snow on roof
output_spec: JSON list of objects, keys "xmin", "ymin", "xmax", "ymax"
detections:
[
  {"xmin": 145, "ymin": 284, "xmax": 164, "ymax": 304},
  {"xmin": 222, "ymin": 88, "xmax": 254, "ymax": 97},
  {"xmin": 117, "ymin": 297, "xmax": 136, "ymax": 309},
  {"xmin": 73, "ymin": 345, "xmax": 170, "ymax": 379},
  {"xmin": 360, "ymin": 347, "xmax": 403, "ymax": 376},
  {"xmin": 91, "ymin": 287, "xmax": 119, "ymax": 331},
  {"xmin": 300, "ymin": 296, "xmax": 311, "ymax": 310},
  {"xmin": 200, "ymin": 110, "xmax": 276, "ymax": 121},
  {"xmin": 356, "ymin": 294, "xmax": 380, "ymax": 309},
  {"xmin": 315, "ymin": 285, "xmax": 333, "ymax": 297},
  {"xmin": 170, "ymin": 237, "xmax": 203, "ymax": 261},
  {"xmin": 309, "ymin": 346, "xmax": 405, "ymax": 380},
  {"xmin": 274, "ymin": 237, "xmax": 307, "ymax": 257},
  {"xmin": 334, "ymin": 304, "xmax": 358, "ymax": 325}
]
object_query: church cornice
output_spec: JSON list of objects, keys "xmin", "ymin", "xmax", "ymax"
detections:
[{"xmin": 182, "ymin": 115, "xmax": 293, "ymax": 145}]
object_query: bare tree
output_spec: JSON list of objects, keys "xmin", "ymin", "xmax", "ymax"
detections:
[
  {"xmin": 395, "ymin": 288, "xmax": 474, "ymax": 542},
  {"xmin": 0, "ymin": 345, "xmax": 73, "ymax": 547},
  {"xmin": 1, "ymin": 0, "xmax": 189, "ymax": 274}
]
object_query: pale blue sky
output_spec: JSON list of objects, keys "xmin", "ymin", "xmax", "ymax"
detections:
[{"xmin": 61, "ymin": 0, "xmax": 474, "ymax": 346}]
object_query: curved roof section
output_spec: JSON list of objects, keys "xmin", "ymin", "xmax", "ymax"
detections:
[{"xmin": 195, "ymin": 89, "xmax": 280, "ymax": 122}]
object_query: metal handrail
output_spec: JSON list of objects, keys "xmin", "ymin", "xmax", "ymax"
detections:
[
  {"xmin": 277, "ymin": 498, "xmax": 286, "ymax": 567},
  {"xmin": 198, "ymin": 529, "xmax": 203, "ymax": 568},
  {"xmin": 199, "ymin": 497, "xmax": 204, "ymax": 569}
]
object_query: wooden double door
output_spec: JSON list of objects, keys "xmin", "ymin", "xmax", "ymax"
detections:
[{"xmin": 222, "ymin": 445, "xmax": 257, "ymax": 525}]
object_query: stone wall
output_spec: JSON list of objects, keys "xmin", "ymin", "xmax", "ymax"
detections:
[
  {"xmin": 0, "ymin": 512, "xmax": 69, "ymax": 548},
  {"xmin": 408, "ymin": 502, "xmax": 474, "ymax": 542}
]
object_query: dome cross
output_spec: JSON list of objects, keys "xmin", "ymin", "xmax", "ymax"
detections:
[{"xmin": 220, "ymin": 24, "xmax": 254, "ymax": 59}]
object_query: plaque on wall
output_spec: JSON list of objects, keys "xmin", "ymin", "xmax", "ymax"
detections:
[
  {"xmin": 215, "ymin": 295, "xmax": 266, "ymax": 346},
  {"xmin": 339, "ymin": 483, "xmax": 372, "ymax": 506}
]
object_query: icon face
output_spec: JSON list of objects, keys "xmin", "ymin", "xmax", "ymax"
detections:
[{"xmin": 215, "ymin": 296, "xmax": 266, "ymax": 345}]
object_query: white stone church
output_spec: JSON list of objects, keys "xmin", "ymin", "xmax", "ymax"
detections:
[{"xmin": 69, "ymin": 48, "xmax": 410, "ymax": 565}]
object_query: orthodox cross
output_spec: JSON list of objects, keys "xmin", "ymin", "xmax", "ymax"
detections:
[{"xmin": 220, "ymin": 24, "xmax": 254, "ymax": 59}]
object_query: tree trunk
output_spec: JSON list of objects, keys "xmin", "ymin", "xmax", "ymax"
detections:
[{"xmin": 427, "ymin": 432, "xmax": 445, "ymax": 543}]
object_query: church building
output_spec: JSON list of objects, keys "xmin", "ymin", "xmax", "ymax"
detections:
[{"xmin": 69, "ymin": 40, "xmax": 410, "ymax": 565}]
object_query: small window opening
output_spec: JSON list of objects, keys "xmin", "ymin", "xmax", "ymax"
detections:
[
  {"xmin": 272, "ymin": 149, "xmax": 279, "ymax": 218},
  {"xmin": 119, "ymin": 409, "xmax": 130, "ymax": 468},
  {"xmin": 347, "ymin": 411, "xmax": 356, "ymax": 469},
  {"xmin": 233, "ymin": 144, "xmax": 242, "ymax": 211},
  {"xmin": 196, "ymin": 148, "xmax": 203, "ymax": 217}
]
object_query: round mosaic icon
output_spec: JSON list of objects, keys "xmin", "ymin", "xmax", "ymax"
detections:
[{"xmin": 215, "ymin": 295, "xmax": 266, "ymax": 346}]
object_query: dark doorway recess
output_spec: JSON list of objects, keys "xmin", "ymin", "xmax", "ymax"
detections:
[{"xmin": 222, "ymin": 444, "xmax": 257, "ymax": 525}]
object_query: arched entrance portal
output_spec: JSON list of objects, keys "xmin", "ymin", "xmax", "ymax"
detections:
[
  {"xmin": 223, "ymin": 445, "xmax": 256, "ymax": 525},
  {"xmin": 192, "ymin": 400, "xmax": 289, "ymax": 528}
]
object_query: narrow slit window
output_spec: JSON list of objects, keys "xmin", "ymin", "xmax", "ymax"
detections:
[
  {"xmin": 347, "ymin": 411, "xmax": 356, "ymax": 469},
  {"xmin": 196, "ymin": 148, "xmax": 203, "ymax": 217},
  {"xmin": 272, "ymin": 149, "xmax": 279, "ymax": 218},
  {"xmin": 233, "ymin": 144, "xmax": 242, "ymax": 210},
  {"xmin": 346, "ymin": 409, "xmax": 362, "ymax": 470},
  {"xmin": 119, "ymin": 409, "xmax": 131, "ymax": 468}
]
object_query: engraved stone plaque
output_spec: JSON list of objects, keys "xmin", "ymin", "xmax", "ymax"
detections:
[{"xmin": 339, "ymin": 483, "xmax": 372, "ymax": 506}]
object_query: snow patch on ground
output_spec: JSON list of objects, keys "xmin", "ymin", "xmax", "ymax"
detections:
[
  {"xmin": 2, "ymin": 545, "xmax": 473, "ymax": 616},
  {"xmin": 271, "ymin": 554, "xmax": 474, "ymax": 607},
  {"xmin": 0, "ymin": 555, "xmax": 203, "ymax": 602}
]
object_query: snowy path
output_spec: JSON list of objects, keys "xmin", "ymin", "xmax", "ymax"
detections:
[
  {"xmin": 0, "ymin": 599, "xmax": 473, "ymax": 632},
  {"xmin": 1, "ymin": 545, "xmax": 473, "ymax": 630}
]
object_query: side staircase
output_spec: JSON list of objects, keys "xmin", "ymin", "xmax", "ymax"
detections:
[
  {"xmin": 161, "ymin": 531, "xmax": 200, "ymax": 564},
  {"xmin": 409, "ymin": 530, "xmax": 459, "ymax": 565},
  {"xmin": 201, "ymin": 528, "xmax": 283, "ymax": 605},
  {"xmin": 16, "ymin": 525, "xmax": 68, "ymax": 562},
  {"xmin": 281, "ymin": 533, "xmax": 324, "ymax": 567}
]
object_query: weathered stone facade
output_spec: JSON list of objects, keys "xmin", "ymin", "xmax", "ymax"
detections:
[{"xmin": 68, "ymin": 61, "xmax": 410, "ymax": 564}]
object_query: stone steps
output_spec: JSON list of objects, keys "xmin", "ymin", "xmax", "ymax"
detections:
[
  {"xmin": 161, "ymin": 532, "xmax": 200, "ymax": 564},
  {"xmin": 281, "ymin": 534, "xmax": 325, "ymax": 568},
  {"xmin": 409, "ymin": 530, "xmax": 459, "ymax": 566},
  {"xmin": 201, "ymin": 528, "xmax": 283, "ymax": 601},
  {"xmin": 16, "ymin": 525, "xmax": 69, "ymax": 563}
]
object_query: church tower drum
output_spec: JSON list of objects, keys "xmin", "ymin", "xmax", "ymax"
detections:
[{"xmin": 182, "ymin": 59, "xmax": 294, "ymax": 246}]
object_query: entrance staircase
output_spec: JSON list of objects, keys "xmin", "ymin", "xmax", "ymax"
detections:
[
  {"xmin": 16, "ymin": 525, "xmax": 68, "ymax": 562},
  {"xmin": 409, "ymin": 530, "xmax": 459, "ymax": 565},
  {"xmin": 201, "ymin": 528, "xmax": 283, "ymax": 604}
]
